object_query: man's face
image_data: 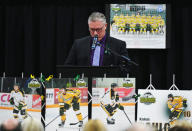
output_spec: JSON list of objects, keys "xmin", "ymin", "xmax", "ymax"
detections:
[
  {"xmin": 168, "ymin": 97, "xmax": 173, "ymax": 102},
  {"xmin": 62, "ymin": 89, "xmax": 66, "ymax": 95},
  {"xmin": 111, "ymin": 86, "xmax": 117, "ymax": 90},
  {"xmin": 14, "ymin": 85, "xmax": 19, "ymax": 91},
  {"xmin": 88, "ymin": 21, "xmax": 107, "ymax": 41}
]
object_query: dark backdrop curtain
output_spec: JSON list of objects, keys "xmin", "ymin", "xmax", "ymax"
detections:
[{"xmin": 0, "ymin": 2, "xmax": 192, "ymax": 90}]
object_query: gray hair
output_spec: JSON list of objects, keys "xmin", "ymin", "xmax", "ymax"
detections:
[{"xmin": 88, "ymin": 12, "xmax": 106, "ymax": 24}]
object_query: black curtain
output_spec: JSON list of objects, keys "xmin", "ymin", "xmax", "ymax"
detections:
[
  {"xmin": 0, "ymin": 4, "xmax": 105, "ymax": 75},
  {"xmin": 0, "ymin": 2, "xmax": 192, "ymax": 90}
]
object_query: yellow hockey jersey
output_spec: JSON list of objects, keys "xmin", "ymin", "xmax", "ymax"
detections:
[
  {"xmin": 58, "ymin": 89, "xmax": 80, "ymax": 105},
  {"xmin": 167, "ymin": 96, "xmax": 184, "ymax": 111}
]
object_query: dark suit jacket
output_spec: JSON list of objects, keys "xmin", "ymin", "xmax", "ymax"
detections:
[{"xmin": 65, "ymin": 36, "xmax": 128, "ymax": 66}]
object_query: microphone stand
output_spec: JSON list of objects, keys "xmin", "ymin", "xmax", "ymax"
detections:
[{"xmin": 106, "ymin": 47, "xmax": 139, "ymax": 74}]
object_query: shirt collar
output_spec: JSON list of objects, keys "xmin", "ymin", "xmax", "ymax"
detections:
[{"xmin": 99, "ymin": 34, "xmax": 106, "ymax": 44}]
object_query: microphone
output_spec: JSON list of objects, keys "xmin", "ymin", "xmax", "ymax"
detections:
[{"xmin": 92, "ymin": 35, "xmax": 98, "ymax": 49}]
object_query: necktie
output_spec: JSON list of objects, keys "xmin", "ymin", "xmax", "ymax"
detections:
[{"xmin": 92, "ymin": 43, "xmax": 101, "ymax": 66}]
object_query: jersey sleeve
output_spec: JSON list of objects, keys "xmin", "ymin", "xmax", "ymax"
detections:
[
  {"xmin": 18, "ymin": 91, "xmax": 25, "ymax": 104},
  {"xmin": 10, "ymin": 90, "xmax": 14, "ymax": 98},
  {"xmin": 58, "ymin": 91, "xmax": 64, "ymax": 103},
  {"xmin": 73, "ymin": 89, "xmax": 81, "ymax": 98},
  {"xmin": 115, "ymin": 92, "xmax": 120, "ymax": 102},
  {"xmin": 167, "ymin": 101, "xmax": 172, "ymax": 110}
]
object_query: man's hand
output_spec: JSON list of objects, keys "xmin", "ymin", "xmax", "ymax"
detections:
[
  {"xmin": 73, "ymin": 97, "xmax": 80, "ymax": 103},
  {"xmin": 18, "ymin": 103, "xmax": 23, "ymax": 110},
  {"xmin": 119, "ymin": 104, "xmax": 124, "ymax": 110},
  {"xmin": 9, "ymin": 98, "xmax": 14, "ymax": 105},
  {"xmin": 105, "ymin": 104, "xmax": 114, "ymax": 113},
  {"xmin": 170, "ymin": 108, "xmax": 175, "ymax": 112},
  {"xmin": 183, "ymin": 99, "xmax": 187, "ymax": 108}
]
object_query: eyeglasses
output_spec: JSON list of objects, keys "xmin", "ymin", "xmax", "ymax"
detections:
[{"xmin": 89, "ymin": 25, "xmax": 105, "ymax": 33}]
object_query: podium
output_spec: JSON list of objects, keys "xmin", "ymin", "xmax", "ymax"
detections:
[{"xmin": 56, "ymin": 65, "xmax": 136, "ymax": 77}]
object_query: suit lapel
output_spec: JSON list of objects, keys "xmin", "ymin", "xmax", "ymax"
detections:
[
  {"xmin": 103, "ymin": 37, "xmax": 112, "ymax": 66},
  {"xmin": 86, "ymin": 37, "xmax": 91, "ymax": 66}
]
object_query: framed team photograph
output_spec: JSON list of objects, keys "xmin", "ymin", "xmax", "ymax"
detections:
[
  {"xmin": 109, "ymin": 4, "xmax": 170, "ymax": 49},
  {"xmin": 92, "ymin": 78, "xmax": 136, "ymax": 131},
  {"xmin": 0, "ymin": 77, "xmax": 41, "ymax": 123},
  {"xmin": 45, "ymin": 77, "xmax": 88, "ymax": 131}
]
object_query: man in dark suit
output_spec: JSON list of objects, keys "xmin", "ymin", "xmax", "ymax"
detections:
[{"xmin": 65, "ymin": 12, "xmax": 128, "ymax": 66}]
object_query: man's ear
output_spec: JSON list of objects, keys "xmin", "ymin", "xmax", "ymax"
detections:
[{"xmin": 104, "ymin": 23, "xmax": 107, "ymax": 30}]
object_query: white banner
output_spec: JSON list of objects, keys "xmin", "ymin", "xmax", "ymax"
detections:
[
  {"xmin": 46, "ymin": 89, "xmax": 54, "ymax": 105},
  {"xmin": 0, "ymin": 93, "xmax": 11, "ymax": 107},
  {"xmin": 137, "ymin": 89, "xmax": 192, "ymax": 130},
  {"xmin": 92, "ymin": 88, "xmax": 105, "ymax": 104},
  {"xmin": 25, "ymin": 94, "xmax": 32, "ymax": 109},
  {"xmin": 0, "ymin": 93, "xmax": 32, "ymax": 109}
]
